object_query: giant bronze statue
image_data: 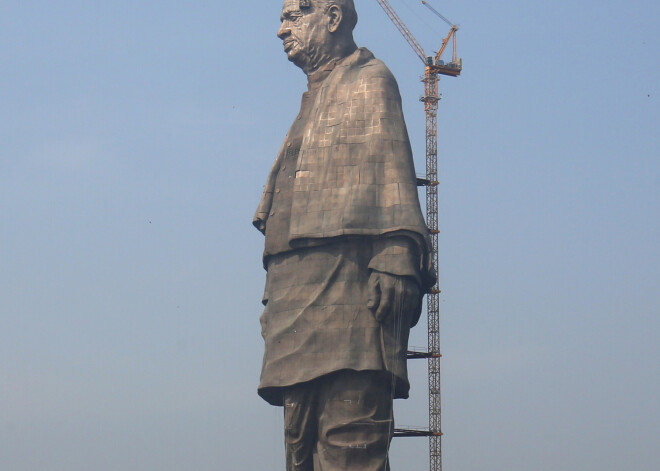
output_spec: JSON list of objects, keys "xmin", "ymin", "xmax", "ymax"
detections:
[{"xmin": 254, "ymin": 1, "xmax": 435, "ymax": 469}]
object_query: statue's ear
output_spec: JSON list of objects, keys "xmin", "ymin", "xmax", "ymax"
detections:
[{"xmin": 327, "ymin": 4, "xmax": 342, "ymax": 33}]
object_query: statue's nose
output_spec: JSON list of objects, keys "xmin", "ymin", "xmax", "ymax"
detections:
[{"xmin": 278, "ymin": 22, "xmax": 291, "ymax": 39}]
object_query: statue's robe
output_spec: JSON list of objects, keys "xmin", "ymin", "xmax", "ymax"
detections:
[{"xmin": 254, "ymin": 48, "xmax": 435, "ymax": 406}]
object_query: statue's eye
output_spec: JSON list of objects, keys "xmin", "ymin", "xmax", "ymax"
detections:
[{"xmin": 281, "ymin": 13, "xmax": 303, "ymax": 25}]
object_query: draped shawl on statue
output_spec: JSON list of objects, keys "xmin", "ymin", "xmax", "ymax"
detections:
[{"xmin": 254, "ymin": 48, "xmax": 434, "ymax": 288}]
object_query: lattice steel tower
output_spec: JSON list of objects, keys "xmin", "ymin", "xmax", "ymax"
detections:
[{"xmin": 376, "ymin": 2, "xmax": 462, "ymax": 471}]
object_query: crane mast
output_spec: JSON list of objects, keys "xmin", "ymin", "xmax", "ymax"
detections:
[{"xmin": 376, "ymin": 2, "xmax": 462, "ymax": 471}]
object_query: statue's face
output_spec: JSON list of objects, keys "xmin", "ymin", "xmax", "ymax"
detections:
[{"xmin": 278, "ymin": 0, "xmax": 330, "ymax": 73}]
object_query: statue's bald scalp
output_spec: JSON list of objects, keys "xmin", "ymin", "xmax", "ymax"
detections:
[{"xmin": 306, "ymin": 0, "xmax": 358, "ymax": 32}]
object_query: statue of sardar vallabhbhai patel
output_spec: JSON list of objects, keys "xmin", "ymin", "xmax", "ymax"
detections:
[{"xmin": 253, "ymin": 1, "xmax": 435, "ymax": 469}]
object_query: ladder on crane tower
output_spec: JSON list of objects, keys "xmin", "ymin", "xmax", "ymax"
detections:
[{"xmin": 375, "ymin": 2, "xmax": 462, "ymax": 471}]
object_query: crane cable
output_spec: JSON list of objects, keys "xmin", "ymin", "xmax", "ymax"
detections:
[{"xmin": 421, "ymin": 1, "xmax": 454, "ymax": 28}]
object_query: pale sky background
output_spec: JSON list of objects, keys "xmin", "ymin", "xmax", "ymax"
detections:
[{"xmin": 1, "ymin": 1, "xmax": 658, "ymax": 470}]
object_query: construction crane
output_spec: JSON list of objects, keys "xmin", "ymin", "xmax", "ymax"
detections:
[
  {"xmin": 375, "ymin": 2, "xmax": 462, "ymax": 471},
  {"xmin": 422, "ymin": 1, "xmax": 462, "ymax": 76}
]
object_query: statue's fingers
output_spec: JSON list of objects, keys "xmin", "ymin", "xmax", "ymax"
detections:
[
  {"xmin": 398, "ymin": 279, "xmax": 421, "ymax": 326},
  {"xmin": 367, "ymin": 273, "xmax": 381, "ymax": 311},
  {"xmin": 408, "ymin": 288, "xmax": 423, "ymax": 327},
  {"xmin": 406, "ymin": 281, "xmax": 421, "ymax": 310},
  {"xmin": 375, "ymin": 280, "xmax": 394, "ymax": 322}
]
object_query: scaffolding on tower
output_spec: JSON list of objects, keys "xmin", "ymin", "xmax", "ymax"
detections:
[{"xmin": 375, "ymin": 2, "xmax": 462, "ymax": 471}]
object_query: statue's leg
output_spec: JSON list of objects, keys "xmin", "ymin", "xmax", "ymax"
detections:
[
  {"xmin": 284, "ymin": 382, "xmax": 318, "ymax": 471},
  {"xmin": 316, "ymin": 370, "xmax": 393, "ymax": 471}
]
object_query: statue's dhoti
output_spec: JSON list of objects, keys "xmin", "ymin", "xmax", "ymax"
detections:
[
  {"xmin": 258, "ymin": 241, "xmax": 413, "ymax": 407},
  {"xmin": 284, "ymin": 369, "xmax": 394, "ymax": 471}
]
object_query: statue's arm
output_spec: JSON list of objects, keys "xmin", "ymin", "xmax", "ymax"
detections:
[
  {"xmin": 253, "ymin": 139, "xmax": 289, "ymax": 235},
  {"xmin": 367, "ymin": 236, "xmax": 424, "ymax": 326},
  {"xmin": 368, "ymin": 236, "xmax": 422, "ymax": 285}
]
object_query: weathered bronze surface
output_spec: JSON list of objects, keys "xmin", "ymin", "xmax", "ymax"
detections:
[{"xmin": 254, "ymin": 1, "xmax": 435, "ymax": 468}]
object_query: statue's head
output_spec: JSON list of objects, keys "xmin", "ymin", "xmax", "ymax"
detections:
[{"xmin": 277, "ymin": 0, "xmax": 358, "ymax": 75}]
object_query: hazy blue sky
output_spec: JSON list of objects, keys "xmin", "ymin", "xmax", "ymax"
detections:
[{"xmin": 1, "ymin": 1, "xmax": 658, "ymax": 470}]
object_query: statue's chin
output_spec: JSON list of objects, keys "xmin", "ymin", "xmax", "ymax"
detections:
[{"xmin": 288, "ymin": 53, "xmax": 308, "ymax": 71}]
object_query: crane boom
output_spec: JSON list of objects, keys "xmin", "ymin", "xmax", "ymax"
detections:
[
  {"xmin": 420, "ymin": 1, "xmax": 462, "ymax": 75},
  {"xmin": 375, "ymin": 0, "xmax": 427, "ymax": 64},
  {"xmin": 434, "ymin": 25, "xmax": 458, "ymax": 65}
]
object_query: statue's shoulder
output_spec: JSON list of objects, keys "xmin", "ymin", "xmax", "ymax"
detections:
[
  {"xmin": 339, "ymin": 47, "xmax": 398, "ymax": 87},
  {"xmin": 351, "ymin": 48, "xmax": 393, "ymax": 73}
]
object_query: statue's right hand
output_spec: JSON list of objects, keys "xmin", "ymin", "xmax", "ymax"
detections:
[
  {"xmin": 367, "ymin": 270, "xmax": 420, "ymax": 325},
  {"xmin": 253, "ymin": 214, "xmax": 267, "ymax": 234}
]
